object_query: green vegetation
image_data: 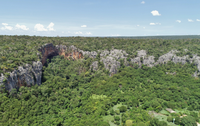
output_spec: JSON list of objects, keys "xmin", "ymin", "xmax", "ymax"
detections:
[
  {"xmin": 1, "ymin": 35, "xmax": 200, "ymax": 74},
  {"xmin": 1, "ymin": 36, "xmax": 200, "ymax": 125}
]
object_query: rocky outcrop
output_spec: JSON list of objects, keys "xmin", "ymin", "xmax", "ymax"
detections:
[
  {"xmin": 38, "ymin": 43, "xmax": 59, "ymax": 65},
  {"xmin": 101, "ymin": 56, "xmax": 120, "ymax": 75},
  {"xmin": 90, "ymin": 61, "xmax": 98, "ymax": 71},
  {"xmin": 2, "ymin": 43, "xmax": 200, "ymax": 92},
  {"xmin": 0, "ymin": 61, "xmax": 42, "ymax": 92}
]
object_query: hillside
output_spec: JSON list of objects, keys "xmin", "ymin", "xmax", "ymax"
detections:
[{"xmin": 1, "ymin": 35, "xmax": 200, "ymax": 126}]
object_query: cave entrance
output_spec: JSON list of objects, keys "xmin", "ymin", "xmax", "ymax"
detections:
[{"xmin": 44, "ymin": 52, "xmax": 59, "ymax": 67}]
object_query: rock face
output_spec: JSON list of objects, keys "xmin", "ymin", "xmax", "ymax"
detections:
[
  {"xmin": 0, "ymin": 61, "xmax": 42, "ymax": 92},
  {"xmin": 38, "ymin": 43, "xmax": 59, "ymax": 65},
  {"xmin": 2, "ymin": 43, "xmax": 200, "ymax": 92},
  {"xmin": 90, "ymin": 61, "xmax": 98, "ymax": 71}
]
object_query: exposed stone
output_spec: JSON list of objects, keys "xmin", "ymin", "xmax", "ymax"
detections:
[
  {"xmin": 99, "ymin": 50, "xmax": 109, "ymax": 58},
  {"xmin": 143, "ymin": 56, "xmax": 155, "ymax": 67},
  {"xmin": 155, "ymin": 50, "xmax": 177, "ymax": 65},
  {"xmin": 137, "ymin": 50, "xmax": 147, "ymax": 58},
  {"xmin": 80, "ymin": 50, "xmax": 97, "ymax": 58},
  {"xmin": 38, "ymin": 43, "xmax": 59, "ymax": 65},
  {"xmin": 131, "ymin": 57, "xmax": 141, "ymax": 67},
  {"xmin": 0, "ymin": 61, "xmax": 42, "ymax": 92},
  {"xmin": 172, "ymin": 55, "xmax": 188, "ymax": 65},
  {"xmin": 101, "ymin": 56, "xmax": 120, "ymax": 75},
  {"xmin": 90, "ymin": 61, "xmax": 98, "ymax": 71},
  {"xmin": 109, "ymin": 49, "xmax": 128, "ymax": 60}
]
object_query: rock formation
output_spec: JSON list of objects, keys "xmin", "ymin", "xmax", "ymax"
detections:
[
  {"xmin": 2, "ymin": 43, "xmax": 200, "ymax": 92},
  {"xmin": 0, "ymin": 61, "xmax": 42, "ymax": 92}
]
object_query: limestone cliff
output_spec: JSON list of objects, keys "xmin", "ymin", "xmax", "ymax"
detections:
[
  {"xmin": 0, "ymin": 61, "xmax": 42, "ymax": 92},
  {"xmin": 1, "ymin": 43, "xmax": 200, "ymax": 92}
]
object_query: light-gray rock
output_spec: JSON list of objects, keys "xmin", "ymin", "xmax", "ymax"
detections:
[
  {"xmin": 155, "ymin": 50, "xmax": 177, "ymax": 65},
  {"xmin": 90, "ymin": 61, "xmax": 98, "ymax": 71},
  {"xmin": 137, "ymin": 50, "xmax": 147, "ymax": 58},
  {"xmin": 109, "ymin": 49, "xmax": 128, "ymax": 60},
  {"xmin": 80, "ymin": 50, "xmax": 97, "ymax": 58},
  {"xmin": 0, "ymin": 61, "xmax": 42, "ymax": 92},
  {"xmin": 100, "ymin": 50, "xmax": 109, "ymax": 58},
  {"xmin": 131, "ymin": 57, "xmax": 141, "ymax": 67},
  {"xmin": 172, "ymin": 55, "xmax": 188, "ymax": 65},
  {"xmin": 101, "ymin": 56, "xmax": 120, "ymax": 75},
  {"xmin": 143, "ymin": 56, "xmax": 155, "ymax": 67}
]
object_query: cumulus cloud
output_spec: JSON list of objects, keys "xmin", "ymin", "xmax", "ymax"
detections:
[
  {"xmin": 47, "ymin": 22, "xmax": 55, "ymax": 31},
  {"xmin": 188, "ymin": 19, "xmax": 194, "ymax": 22},
  {"xmin": 150, "ymin": 23, "xmax": 161, "ymax": 25},
  {"xmin": 197, "ymin": 19, "xmax": 200, "ymax": 22},
  {"xmin": 75, "ymin": 31, "xmax": 83, "ymax": 35},
  {"xmin": 2, "ymin": 23, "xmax": 8, "ymax": 26},
  {"xmin": 15, "ymin": 24, "xmax": 29, "ymax": 30},
  {"xmin": 151, "ymin": 10, "xmax": 161, "ymax": 16},
  {"xmin": 137, "ymin": 25, "xmax": 140, "ymax": 27},
  {"xmin": 34, "ymin": 24, "xmax": 48, "ymax": 31},
  {"xmin": 150, "ymin": 23, "xmax": 155, "ymax": 25},
  {"xmin": 1, "ymin": 23, "xmax": 13, "ymax": 30},
  {"xmin": 141, "ymin": 1, "xmax": 145, "ymax": 4},
  {"xmin": 85, "ymin": 32, "xmax": 92, "ymax": 35},
  {"xmin": 176, "ymin": 20, "xmax": 181, "ymax": 23},
  {"xmin": 81, "ymin": 25, "xmax": 87, "ymax": 28}
]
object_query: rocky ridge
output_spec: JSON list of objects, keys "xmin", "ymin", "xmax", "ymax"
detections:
[{"xmin": 1, "ymin": 43, "xmax": 200, "ymax": 92}]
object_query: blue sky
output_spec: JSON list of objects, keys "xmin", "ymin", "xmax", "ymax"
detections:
[{"xmin": 0, "ymin": 0, "xmax": 200, "ymax": 36}]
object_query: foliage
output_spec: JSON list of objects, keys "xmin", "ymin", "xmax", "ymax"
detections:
[
  {"xmin": 180, "ymin": 116, "xmax": 197, "ymax": 126},
  {"xmin": 1, "ymin": 36, "xmax": 200, "ymax": 125}
]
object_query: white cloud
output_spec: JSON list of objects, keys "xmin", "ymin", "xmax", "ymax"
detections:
[
  {"xmin": 176, "ymin": 20, "xmax": 181, "ymax": 23},
  {"xmin": 188, "ymin": 19, "xmax": 194, "ymax": 22},
  {"xmin": 34, "ymin": 24, "xmax": 48, "ymax": 31},
  {"xmin": 81, "ymin": 25, "xmax": 87, "ymax": 28},
  {"xmin": 15, "ymin": 24, "xmax": 29, "ymax": 30},
  {"xmin": 86, "ymin": 32, "xmax": 92, "ymax": 35},
  {"xmin": 141, "ymin": 1, "xmax": 145, "ymax": 4},
  {"xmin": 151, "ymin": 10, "xmax": 161, "ymax": 16},
  {"xmin": 150, "ymin": 23, "xmax": 161, "ymax": 25},
  {"xmin": 197, "ymin": 19, "xmax": 200, "ymax": 22},
  {"xmin": 137, "ymin": 25, "xmax": 140, "ymax": 27},
  {"xmin": 143, "ymin": 27, "xmax": 145, "ymax": 29},
  {"xmin": 2, "ymin": 23, "xmax": 8, "ymax": 26},
  {"xmin": 47, "ymin": 22, "xmax": 55, "ymax": 31},
  {"xmin": 75, "ymin": 31, "xmax": 83, "ymax": 35},
  {"xmin": 1, "ymin": 23, "xmax": 13, "ymax": 30},
  {"xmin": 150, "ymin": 23, "xmax": 156, "ymax": 25},
  {"xmin": 111, "ymin": 34, "xmax": 120, "ymax": 36}
]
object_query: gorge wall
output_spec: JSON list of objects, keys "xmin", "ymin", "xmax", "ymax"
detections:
[{"xmin": 1, "ymin": 43, "xmax": 200, "ymax": 92}]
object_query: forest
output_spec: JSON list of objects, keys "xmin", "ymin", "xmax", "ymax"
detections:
[{"xmin": 1, "ymin": 35, "xmax": 200, "ymax": 126}]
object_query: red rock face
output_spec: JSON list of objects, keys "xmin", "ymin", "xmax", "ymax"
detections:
[
  {"xmin": 60, "ymin": 50, "xmax": 83, "ymax": 60},
  {"xmin": 38, "ymin": 44, "xmax": 83, "ymax": 65}
]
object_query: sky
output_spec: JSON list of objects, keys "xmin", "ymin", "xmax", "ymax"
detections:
[{"xmin": 0, "ymin": 0, "xmax": 200, "ymax": 36}]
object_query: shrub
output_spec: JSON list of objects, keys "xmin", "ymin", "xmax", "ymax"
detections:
[
  {"xmin": 114, "ymin": 116, "xmax": 120, "ymax": 121},
  {"xmin": 115, "ymin": 121, "xmax": 120, "ymax": 125},
  {"xmin": 167, "ymin": 116, "xmax": 173, "ymax": 122},
  {"xmin": 180, "ymin": 116, "xmax": 197, "ymax": 126},
  {"xmin": 119, "ymin": 105, "xmax": 127, "ymax": 113},
  {"xmin": 125, "ymin": 120, "xmax": 133, "ymax": 126},
  {"xmin": 115, "ymin": 110, "xmax": 120, "ymax": 115},
  {"xmin": 110, "ymin": 109, "xmax": 115, "ymax": 115}
]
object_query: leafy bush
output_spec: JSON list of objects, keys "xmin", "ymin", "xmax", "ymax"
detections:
[
  {"xmin": 119, "ymin": 105, "xmax": 127, "ymax": 112},
  {"xmin": 114, "ymin": 116, "xmax": 120, "ymax": 121},
  {"xmin": 180, "ymin": 116, "xmax": 197, "ymax": 126}
]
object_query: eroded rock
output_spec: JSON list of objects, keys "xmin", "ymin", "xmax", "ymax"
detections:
[{"xmin": 0, "ymin": 61, "xmax": 42, "ymax": 92}]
